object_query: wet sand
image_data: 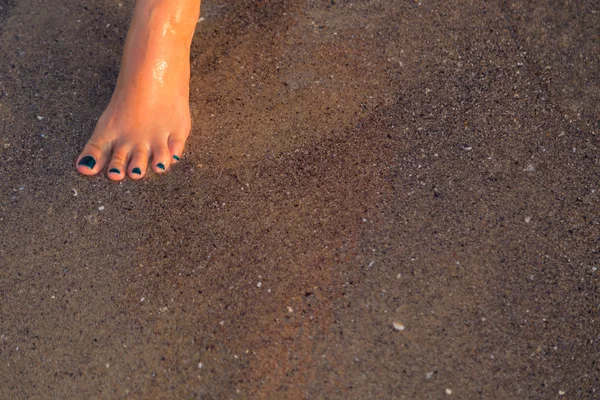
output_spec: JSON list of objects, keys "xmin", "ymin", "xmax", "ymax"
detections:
[{"xmin": 1, "ymin": 0, "xmax": 599, "ymax": 398}]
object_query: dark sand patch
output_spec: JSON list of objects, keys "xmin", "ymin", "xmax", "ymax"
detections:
[{"xmin": 1, "ymin": 0, "xmax": 598, "ymax": 398}]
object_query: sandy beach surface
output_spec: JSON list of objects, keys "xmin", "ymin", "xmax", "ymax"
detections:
[{"xmin": 1, "ymin": 0, "xmax": 599, "ymax": 398}]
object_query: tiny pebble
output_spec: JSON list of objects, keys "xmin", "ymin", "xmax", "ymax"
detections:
[
  {"xmin": 559, "ymin": 390, "xmax": 566, "ymax": 396},
  {"xmin": 446, "ymin": 388, "xmax": 452, "ymax": 395},
  {"xmin": 198, "ymin": 362, "xmax": 203, "ymax": 369},
  {"xmin": 525, "ymin": 216, "xmax": 531, "ymax": 223},
  {"xmin": 106, "ymin": 363, "xmax": 110, "ymax": 368},
  {"xmin": 462, "ymin": 145, "xmax": 472, "ymax": 151},
  {"xmin": 287, "ymin": 306, "xmax": 293, "ymax": 313},
  {"xmin": 219, "ymin": 320, "xmax": 225, "ymax": 325},
  {"xmin": 393, "ymin": 321, "xmax": 405, "ymax": 331},
  {"xmin": 396, "ymin": 273, "xmax": 402, "ymax": 279},
  {"xmin": 368, "ymin": 261, "xmax": 375, "ymax": 268},
  {"xmin": 425, "ymin": 372, "xmax": 434, "ymax": 379},
  {"xmin": 523, "ymin": 164, "xmax": 535, "ymax": 172},
  {"xmin": 257, "ymin": 282, "xmax": 262, "ymax": 288},
  {"xmin": 72, "ymin": 189, "xmax": 78, "ymax": 197},
  {"xmin": 37, "ymin": 116, "xmax": 44, "ymax": 121}
]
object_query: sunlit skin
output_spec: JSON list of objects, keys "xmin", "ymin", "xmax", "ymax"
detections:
[{"xmin": 76, "ymin": 0, "xmax": 201, "ymax": 180}]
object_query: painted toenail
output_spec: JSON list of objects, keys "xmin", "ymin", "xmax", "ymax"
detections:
[
  {"xmin": 173, "ymin": 155, "xmax": 180, "ymax": 161},
  {"xmin": 78, "ymin": 156, "xmax": 96, "ymax": 169},
  {"xmin": 109, "ymin": 168, "xmax": 120, "ymax": 174},
  {"xmin": 132, "ymin": 167, "xmax": 142, "ymax": 175},
  {"xmin": 157, "ymin": 163, "xmax": 165, "ymax": 170}
]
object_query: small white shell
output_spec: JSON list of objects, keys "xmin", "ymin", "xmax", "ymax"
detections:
[{"xmin": 393, "ymin": 321, "xmax": 405, "ymax": 331}]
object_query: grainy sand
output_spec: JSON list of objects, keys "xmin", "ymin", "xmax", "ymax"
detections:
[{"xmin": 1, "ymin": 0, "xmax": 599, "ymax": 398}]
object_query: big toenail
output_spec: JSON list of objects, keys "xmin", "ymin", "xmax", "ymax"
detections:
[
  {"xmin": 157, "ymin": 163, "xmax": 165, "ymax": 170},
  {"xmin": 173, "ymin": 155, "xmax": 180, "ymax": 161},
  {"xmin": 132, "ymin": 167, "xmax": 142, "ymax": 175},
  {"xmin": 78, "ymin": 156, "xmax": 96, "ymax": 169},
  {"xmin": 109, "ymin": 168, "xmax": 120, "ymax": 174}
]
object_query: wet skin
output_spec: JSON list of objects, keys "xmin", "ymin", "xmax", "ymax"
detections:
[{"xmin": 76, "ymin": 0, "xmax": 201, "ymax": 180}]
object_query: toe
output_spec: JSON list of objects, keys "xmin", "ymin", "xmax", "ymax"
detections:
[
  {"xmin": 152, "ymin": 146, "xmax": 171, "ymax": 173},
  {"xmin": 106, "ymin": 145, "xmax": 131, "ymax": 181},
  {"xmin": 128, "ymin": 147, "xmax": 150, "ymax": 180},
  {"xmin": 168, "ymin": 134, "xmax": 187, "ymax": 163},
  {"xmin": 76, "ymin": 142, "xmax": 109, "ymax": 176}
]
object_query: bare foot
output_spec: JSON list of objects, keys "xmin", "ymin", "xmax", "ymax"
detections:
[{"xmin": 76, "ymin": 0, "xmax": 201, "ymax": 180}]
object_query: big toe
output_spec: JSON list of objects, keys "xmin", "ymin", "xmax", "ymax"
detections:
[{"xmin": 76, "ymin": 142, "xmax": 108, "ymax": 176}]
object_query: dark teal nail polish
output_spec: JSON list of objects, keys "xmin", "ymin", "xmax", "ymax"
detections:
[
  {"xmin": 157, "ymin": 163, "xmax": 165, "ymax": 170},
  {"xmin": 78, "ymin": 156, "xmax": 96, "ymax": 169},
  {"xmin": 173, "ymin": 155, "xmax": 180, "ymax": 161},
  {"xmin": 132, "ymin": 167, "xmax": 141, "ymax": 175},
  {"xmin": 109, "ymin": 168, "xmax": 120, "ymax": 174}
]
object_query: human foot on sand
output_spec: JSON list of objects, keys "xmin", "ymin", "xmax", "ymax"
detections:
[{"xmin": 76, "ymin": 0, "xmax": 201, "ymax": 180}]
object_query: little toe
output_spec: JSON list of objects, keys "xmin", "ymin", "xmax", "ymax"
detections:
[
  {"xmin": 106, "ymin": 145, "xmax": 131, "ymax": 181},
  {"xmin": 128, "ymin": 147, "xmax": 150, "ymax": 180},
  {"xmin": 151, "ymin": 146, "xmax": 171, "ymax": 173},
  {"xmin": 168, "ymin": 135, "xmax": 186, "ymax": 163},
  {"xmin": 76, "ymin": 142, "xmax": 109, "ymax": 176}
]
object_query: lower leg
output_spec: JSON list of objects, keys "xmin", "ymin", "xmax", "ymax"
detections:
[{"xmin": 76, "ymin": 0, "xmax": 201, "ymax": 180}]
